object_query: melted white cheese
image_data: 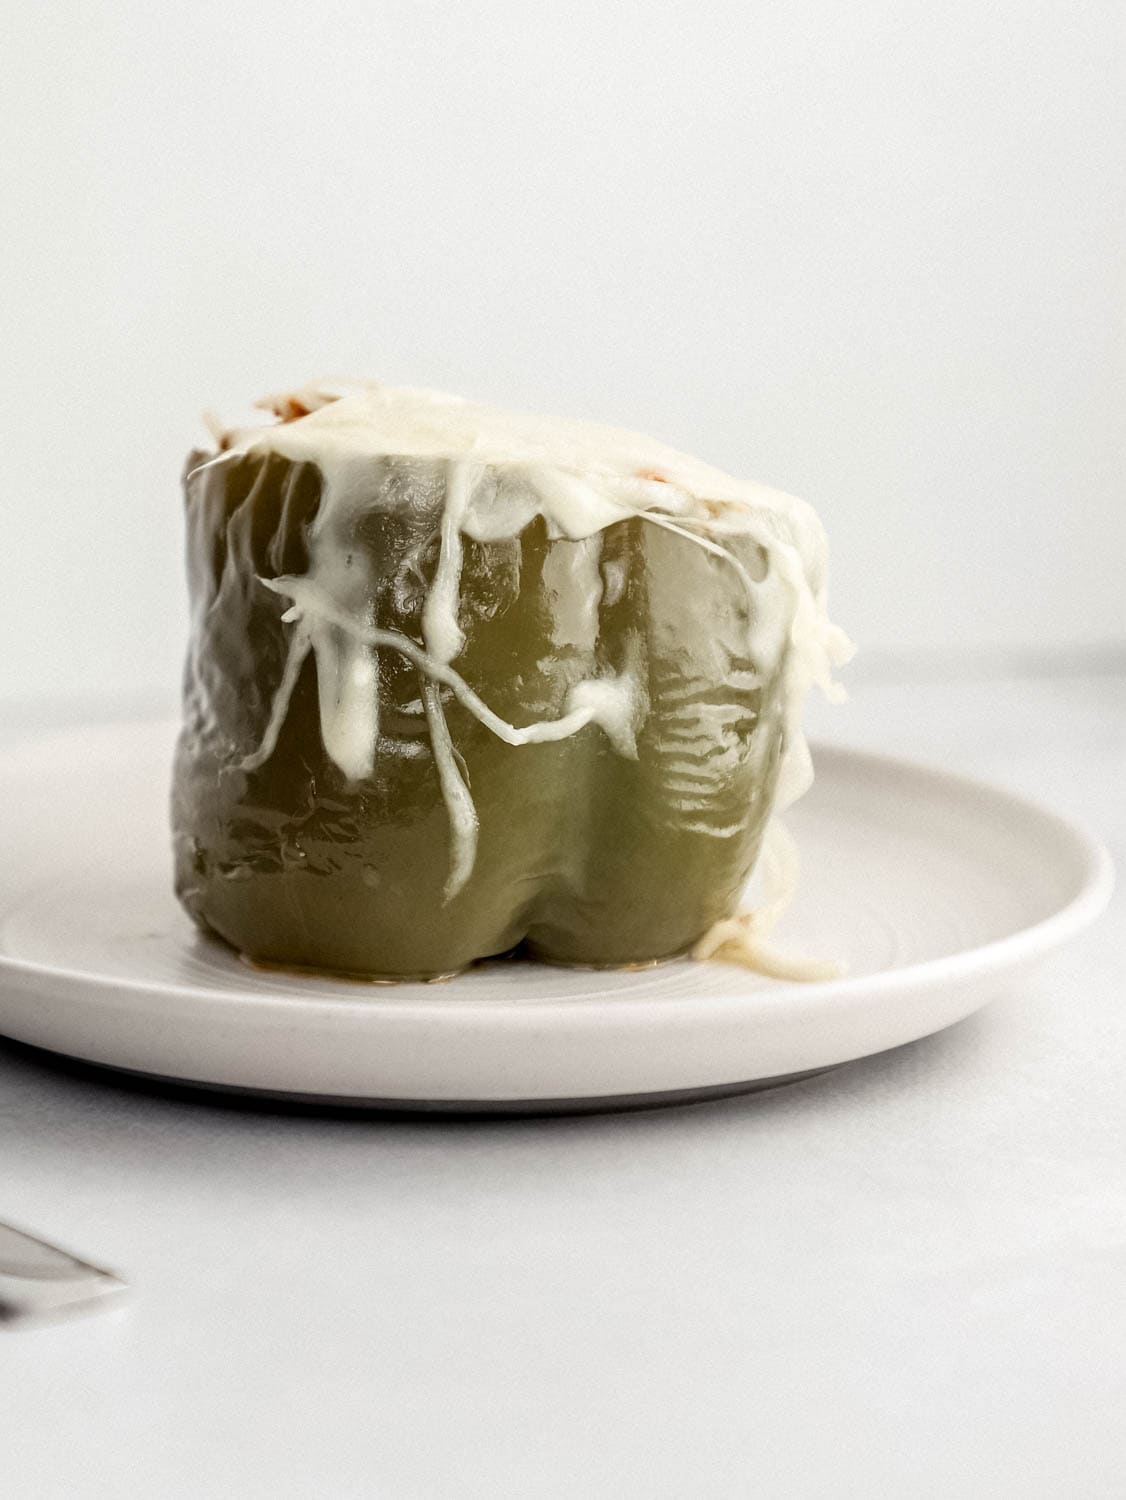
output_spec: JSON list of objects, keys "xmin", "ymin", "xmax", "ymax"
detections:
[
  {"xmin": 200, "ymin": 381, "xmax": 854, "ymax": 970},
  {"xmin": 422, "ymin": 460, "xmax": 477, "ymax": 667},
  {"xmin": 692, "ymin": 819, "xmax": 846, "ymax": 982}
]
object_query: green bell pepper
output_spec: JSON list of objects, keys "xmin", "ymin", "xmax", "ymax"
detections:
[{"xmin": 173, "ymin": 446, "xmax": 794, "ymax": 980}]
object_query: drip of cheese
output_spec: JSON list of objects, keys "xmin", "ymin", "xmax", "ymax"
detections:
[
  {"xmin": 196, "ymin": 381, "xmax": 854, "ymax": 975},
  {"xmin": 421, "ymin": 679, "xmax": 478, "ymax": 901},
  {"xmin": 692, "ymin": 819, "xmax": 846, "ymax": 982}
]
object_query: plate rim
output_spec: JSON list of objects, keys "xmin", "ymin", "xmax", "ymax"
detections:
[{"xmin": 0, "ymin": 725, "xmax": 1113, "ymax": 1022}]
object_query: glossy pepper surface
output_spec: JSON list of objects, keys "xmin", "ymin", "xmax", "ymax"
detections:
[{"xmin": 173, "ymin": 448, "xmax": 792, "ymax": 979}]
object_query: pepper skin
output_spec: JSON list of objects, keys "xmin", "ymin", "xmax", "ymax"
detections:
[{"xmin": 172, "ymin": 450, "xmax": 791, "ymax": 979}]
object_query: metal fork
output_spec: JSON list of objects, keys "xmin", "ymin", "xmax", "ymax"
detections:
[{"xmin": 0, "ymin": 1220, "xmax": 127, "ymax": 1325}]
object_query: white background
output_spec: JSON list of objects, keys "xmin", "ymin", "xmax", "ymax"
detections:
[{"xmin": 2, "ymin": 1, "xmax": 1124, "ymax": 706}]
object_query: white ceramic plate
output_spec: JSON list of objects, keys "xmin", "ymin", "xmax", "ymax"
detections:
[{"xmin": 0, "ymin": 722, "xmax": 1111, "ymax": 1112}]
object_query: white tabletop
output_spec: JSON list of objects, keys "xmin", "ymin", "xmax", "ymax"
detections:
[{"xmin": 1, "ymin": 669, "xmax": 1123, "ymax": 1500}]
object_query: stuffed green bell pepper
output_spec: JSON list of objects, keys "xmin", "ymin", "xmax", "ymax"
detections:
[{"xmin": 172, "ymin": 382, "xmax": 850, "ymax": 980}]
